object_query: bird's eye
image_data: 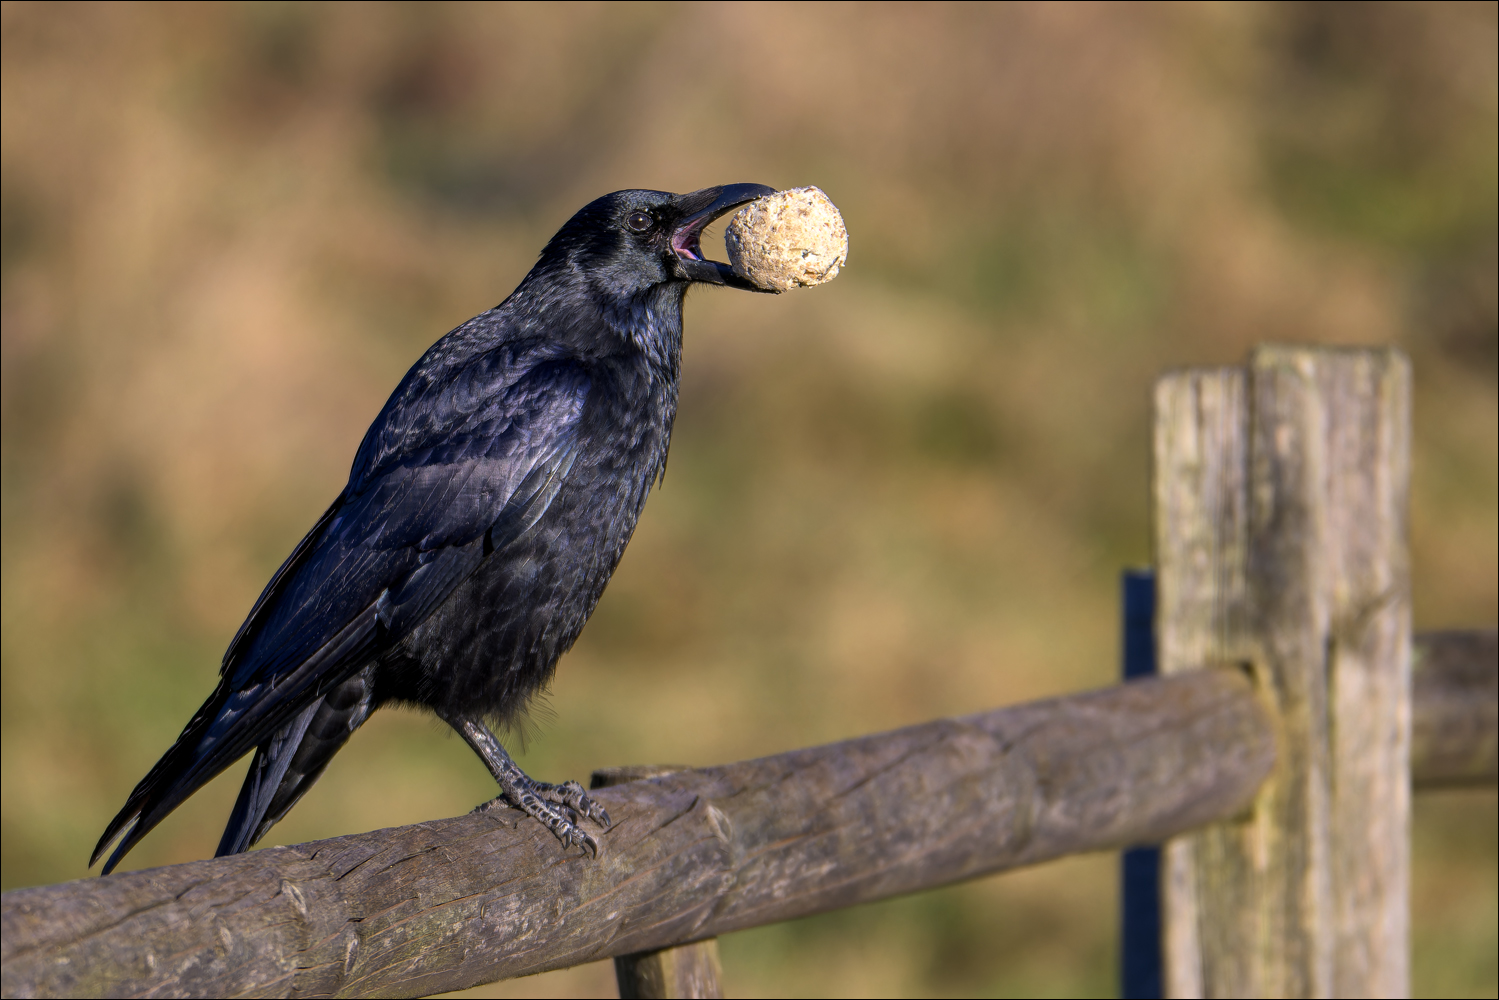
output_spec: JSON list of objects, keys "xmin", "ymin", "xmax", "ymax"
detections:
[{"xmin": 626, "ymin": 211, "xmax": 654, "ymax": 232}]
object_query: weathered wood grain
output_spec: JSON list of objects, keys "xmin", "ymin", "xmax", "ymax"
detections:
[
  {"xmin": 1412, "ymin": 629, "xmax": 1498, "ymax": 787},
  {"xmin": 1155, "ymin": 347, "xmax": 1413, "ymax": 999},
  {"xmin": 591, "ymin": 766, "xmax": 725, "ymax": 1000},
  {"xmin": 1, "ymin": 669, "xmax": 1273, "ymax": 1000},
  {"xmin": 1154, "ymin": 366, "xmax": 1252, "ymax": 999}
]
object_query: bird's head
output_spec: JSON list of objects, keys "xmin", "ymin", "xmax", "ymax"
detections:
[{"xmin": 536, "ymin": 184, "xmax": 777, "ymax": 299}]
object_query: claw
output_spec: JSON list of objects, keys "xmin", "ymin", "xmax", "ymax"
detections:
[{"xmin": 577, "ymin": 829, "xmax": 600, "ymax": 857}]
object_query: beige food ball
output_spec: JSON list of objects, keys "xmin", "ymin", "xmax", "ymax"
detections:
[{"xmin": 724, "ymin": 186, "xmax": 848, "ymax": 292}]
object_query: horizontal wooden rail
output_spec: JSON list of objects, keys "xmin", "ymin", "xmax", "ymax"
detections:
[
  {"xmin": 2, "ymin": 631, "xmax": 1491, "ymax": 1000},
  {"xmin": 4, "ymin": 670, "xmax": 1272, "ymax": 999},
  {"xmin": 1413, "ymin": 628, "xmax": 1497, "ymax": 786}
]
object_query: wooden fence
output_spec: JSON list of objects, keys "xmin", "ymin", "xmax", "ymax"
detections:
[{"xmin": 2, "ymin": 346, "xmax": 1494, "ymax": 999}]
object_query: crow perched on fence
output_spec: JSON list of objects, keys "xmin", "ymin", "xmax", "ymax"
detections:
[{"xmin": 93, "ymin": 184, "xmax": 776, "ymax": 874}]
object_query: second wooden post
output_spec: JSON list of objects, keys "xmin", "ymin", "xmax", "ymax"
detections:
[{"xmin": 1154, "ymin": 346, "xmax": 1411, "ymax": 998}]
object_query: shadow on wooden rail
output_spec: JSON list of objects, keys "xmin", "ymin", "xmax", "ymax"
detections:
[{"xmin": 1, "ymin": 630, "xmax": 1491, "ymax": 1000}]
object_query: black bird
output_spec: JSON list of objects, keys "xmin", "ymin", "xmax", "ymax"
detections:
[{"xmin": 93, "ymin": 183, "xmax": 775, "ymax": 874}]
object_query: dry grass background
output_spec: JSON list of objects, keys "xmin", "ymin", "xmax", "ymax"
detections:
[{"xmin": 2, "ymin": 3, "xmax": 1494, "ymax": 997}]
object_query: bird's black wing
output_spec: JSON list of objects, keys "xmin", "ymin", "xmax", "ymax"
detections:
[{"xmin": 94, "ymin": 349, "xmax": 591, "ymax": 873}]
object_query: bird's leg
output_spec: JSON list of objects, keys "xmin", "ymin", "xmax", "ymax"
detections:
[{"xmin": 447, "ymin": 717, "xmax": 610, "ymax": 855}]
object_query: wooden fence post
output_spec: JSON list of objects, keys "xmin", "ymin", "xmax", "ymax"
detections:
[{"xmin": 1154, "ymin": 346, "xmax": 1411, "ymax": 998}]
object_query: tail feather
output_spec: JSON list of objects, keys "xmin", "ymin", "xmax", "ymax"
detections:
[
  {"xmin": 217, "ymin": 667, "xmax": 378, "ymax": 857},
  {"xmin": 93, "ymin": 608, "xmax": 383, "ymax": 875},
  {"xmin": 216, "ymin": 701, "xmax": 321, "ymax": 857},
  {"xmin": 91, "ymin": 681, "xmax": 236, "ymax": 873},
  {"xmin": 92, "ymin": 678, "xmax": 290, "ymax": 875}
]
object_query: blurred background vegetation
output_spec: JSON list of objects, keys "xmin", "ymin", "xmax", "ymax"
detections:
[{"xmin": 2, "ymin": 3, "xmax": 1494, "ymax": 997}]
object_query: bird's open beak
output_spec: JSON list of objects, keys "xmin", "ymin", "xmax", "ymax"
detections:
[{"xmin": 670, "ymin": 183, "xmax": 776, "ymax": 290}]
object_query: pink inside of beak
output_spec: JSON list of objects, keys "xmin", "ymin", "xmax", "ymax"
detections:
[{"xmin": 671, "ymin": 216, "xmax": 709, "ymax": 261}]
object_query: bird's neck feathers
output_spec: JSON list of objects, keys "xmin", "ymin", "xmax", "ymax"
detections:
[
  {"xmin": 601, "ymin": 284, "xmax": 684, "ymax": 376},
  {"xmin": 512, "ymin": 257, "xmax": 686, "ymax": 379}
]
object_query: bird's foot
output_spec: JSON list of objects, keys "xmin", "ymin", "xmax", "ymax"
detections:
[
  {"xmin": 530, "ymin": 778, "xmax": 612, "ymax": 828},
  {"xmin": 472, "ymin": 774, "xmax": 606, "ymax": 855}
]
